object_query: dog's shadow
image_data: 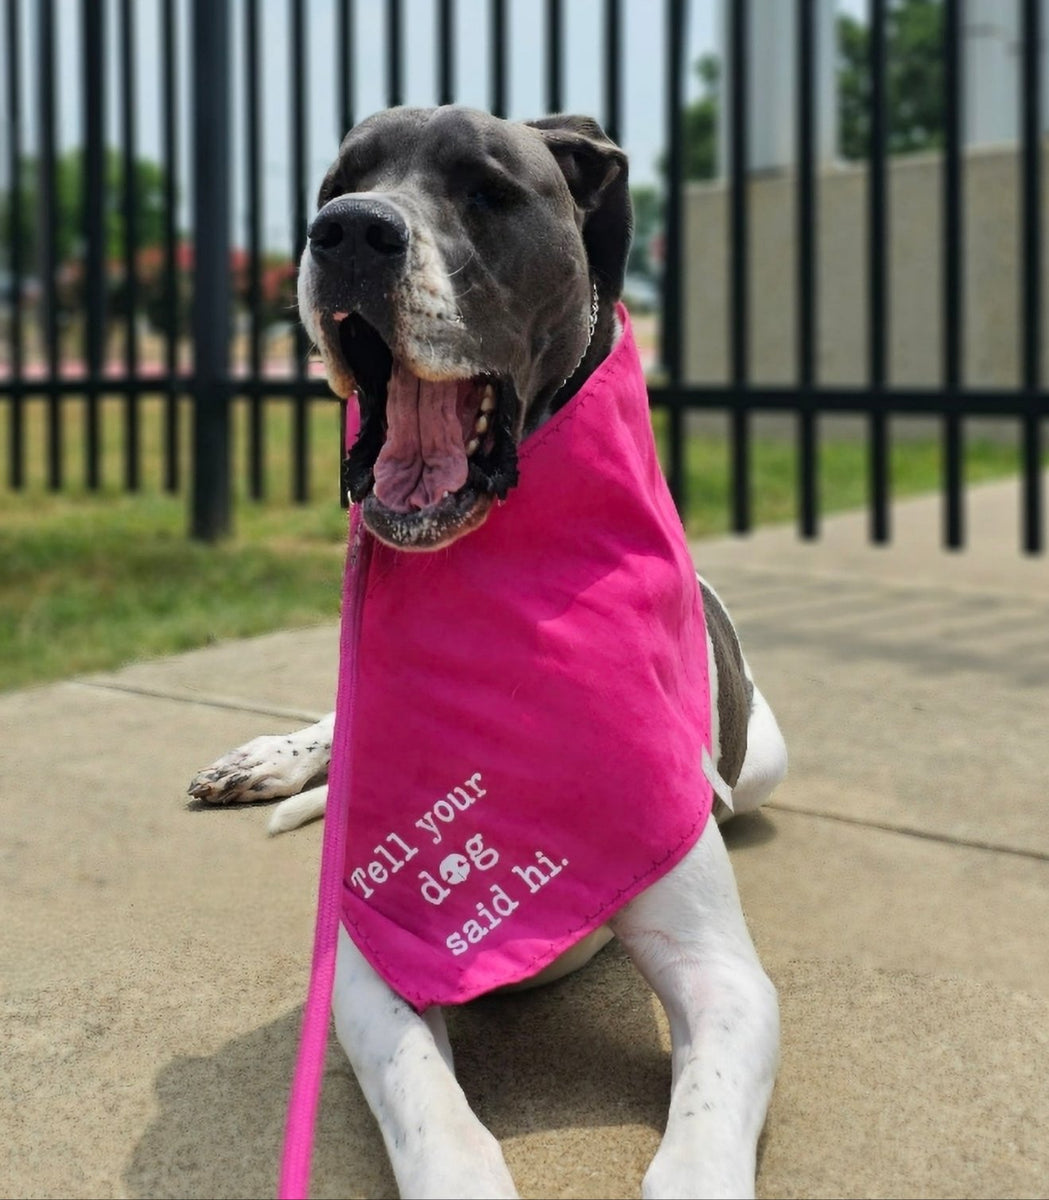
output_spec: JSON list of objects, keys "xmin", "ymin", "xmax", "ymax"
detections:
[
  {"xmin": 720, "ymin": 808, "xmax": 777, "ymax": 851},
  {"xmin": 125, "ymin": 815, "xmax": 776, "ymax": 1198},
  {"xmin": 124, "ymin": 942, "xmax": 670, "ymax": 1199}
]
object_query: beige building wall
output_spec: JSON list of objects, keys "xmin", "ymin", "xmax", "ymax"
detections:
[{"xmin": 683, "ymin": 143, "xmax": 1049, "ymax": 391}]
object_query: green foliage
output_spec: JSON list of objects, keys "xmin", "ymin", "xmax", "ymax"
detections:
[
  {"xmin": 0, "ymin": 147, "xmax": 170, "ymax": 269},
  {"xmin": 0, "ymin": 148, "xmax": 299, "ymax": 335},
  {"xmin": 838, "ymin": 0, "xmax": 945, "ymax": 160},
  {"xmin": 626, "ymin": 183, "xmax": 663, "ymax": 280},
  {"xmin": 673, "ymin": 0, "xmax": 947, "ymax": 176},
  {"xmin": 682, "ymin": 54, "xmax": 721, "ymax": 181},
  {"xmin": 636, "ymin": 53, "xmax": 718, "ymax": 279}
]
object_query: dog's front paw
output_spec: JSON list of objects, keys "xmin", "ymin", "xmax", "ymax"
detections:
[{"xmin": 188, "ymin": 732, "xmax": 328, "ymax": 805}]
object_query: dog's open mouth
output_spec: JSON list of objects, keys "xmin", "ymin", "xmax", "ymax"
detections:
[{"xmin": 328, "ymin": 313, "xmax": 519, "ymax": 551}]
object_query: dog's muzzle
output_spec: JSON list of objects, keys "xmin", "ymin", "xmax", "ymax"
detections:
[{"xmin": 303, "ymin": 192, "xmax": 520, "ymax": 551}]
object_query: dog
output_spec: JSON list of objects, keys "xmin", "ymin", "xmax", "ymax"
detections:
[{"xmin": 189, "ymin": 106, "xmax": 787, "ymax": 1199}]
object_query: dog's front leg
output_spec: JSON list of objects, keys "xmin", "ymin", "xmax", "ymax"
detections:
[
  {"xmin": 333, "ymin": 927, "xmax": 518, "ymax": 1199},
  {"xmin": 611, "ymin": 823, "xmax": 779, "ymax": 1200},
  {"xmin": 188, "ymin": 714, "xmax": 334, "ymax": 808}
]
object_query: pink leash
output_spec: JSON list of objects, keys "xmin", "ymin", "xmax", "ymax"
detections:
[{"xmin": 277, "ymin": 519, "xmax": 371, "ymax": 1200}]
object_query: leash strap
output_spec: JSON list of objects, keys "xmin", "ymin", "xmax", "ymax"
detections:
[{"xmin": 278, "ymin": 516, "xmax": 370, "ymax": 1200}]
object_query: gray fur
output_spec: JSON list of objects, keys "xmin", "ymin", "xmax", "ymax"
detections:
[{"xmin": 700, "ymin": 579, "xmax": 753, "ymax": 790}]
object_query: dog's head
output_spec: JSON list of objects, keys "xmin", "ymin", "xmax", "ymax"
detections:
[{"xmin": 297, "ymin": 106, "xmax": 630, "ymax": 550}]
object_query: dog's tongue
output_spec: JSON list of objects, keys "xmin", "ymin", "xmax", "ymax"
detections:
[{"xmin": 373, "ymin": 365, "xmax": 470, "ymax": 511}]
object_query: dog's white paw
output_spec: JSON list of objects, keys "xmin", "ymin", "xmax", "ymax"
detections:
[
  {"xmin": 188, "ymin": 730, "xmax": 330, "ymax": 805},
  {"xmin": 267, "ymin": 785, "xmax": 329, "ymax": 835}
]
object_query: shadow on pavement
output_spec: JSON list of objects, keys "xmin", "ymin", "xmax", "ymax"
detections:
[{"xmin": 126, "ymin": 941, "xmax": 670, "ymax": 1199}]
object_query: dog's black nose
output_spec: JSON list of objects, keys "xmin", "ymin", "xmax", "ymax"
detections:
[{"xmin": 307, "ymin": 196, "xmax": 409, "ymax": 275}]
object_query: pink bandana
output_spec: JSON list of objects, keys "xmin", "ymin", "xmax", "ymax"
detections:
[
  {"xmin": 278, "ymin": 306, "xmax": 714, "ymax": 1196},
  {"xmin": 338, "ymin": 306, "xmax": 713, "ymax": 1010}
]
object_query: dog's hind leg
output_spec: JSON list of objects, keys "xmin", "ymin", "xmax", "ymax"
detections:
[
  {"xmin": 730, "ymin": 676, "xmax": 787, "ymax": 817},
  {"xmin": 333, "ymin": 926, "xmax": 518, "ymax": 1199},
  {"xmin": 610, "ymin": 822, "xmax": 779, "ymax": 1200}
]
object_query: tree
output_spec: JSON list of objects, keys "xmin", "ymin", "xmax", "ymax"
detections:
[
  {"xmin": 627, "ymin": 183, "xmax": 664, "ymax": 281},
  {"xmin": 682, "ymin": 54, "xmax": 721, "ymax": 181},
  {"xmin": 673, "ymin": 0, "xmax": 946, "ymax": 175},
  {"xmin": 631, "ymin": 53, "xmax": 717, "ymax": 286},
  {"xmin": 0, "ymin": 148, "xmax": 169, "ymax": 270},
  {"xmin": 838, "ymin": 0, "xmax": 945, "ymax": 160}
]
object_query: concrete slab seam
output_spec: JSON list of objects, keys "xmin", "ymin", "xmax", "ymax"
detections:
[
  {"xmin": 70, "ymin": 679, "xmax": 328, "ymax": 725},
  {"xmin": 768, "ymin": 802, "xmax": 1049, "ymax": 864}
]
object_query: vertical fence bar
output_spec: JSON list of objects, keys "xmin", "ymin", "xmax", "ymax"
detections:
[
  {"xmin": 546, "ymin": 0, "xmax": 562, "ymax": 113},
  {"xmin": 190, "ymin": 0, "xmax": 232, "ymax": 540},
  {"xmin": 662, "ymin": 0, "xmax": 686, "ymax": 512},
  {"xmin": 728, "ymin": 0, "xmax": 750, "ymax": 532},
  {"xmin": 246, "ymin": 0, "xmax": 264, "ymax": 499},
  {"xmin": 490, "ymin": 0, "xmax": 507, "ymax": 118},
  {"xmin": 120, "ymin": 0, "xmax": 140, "ymax": 490},
  {"xmin": 796, "ymin": 0, "xmax": 818, "ymax": 539},
  {"xmin": 5, "ymin": 0, "xmax": 24, "ymax": 489},
  {"xmin": 161, "ymin": 0, "xmax": 180, "ymax": 493},
  {"xmin": 1020, "ymin": 0, "xmax": 1044, "ymax": 554},
  {"xmin": 436, "ymin": 0, "xmax": 454, "ymax": 105},
  {"xmin": 386, "ymin": 0, "xmax": 403, "ymax": 107},
  {"xmin": 338, "ymin": 0, "xmax": 356, "ymax": 510},
  {"xmin": 338, "ymin": 0, "xmax": 354, "ymax": 133},
  {"xmin": 82, "ymin": 0, "xmax": 105, "ymax": 491},
  {"xmin": 942, "ymin": 0, "xmax": 964, "ymax": 548},
  {"xmin": 868, "ymin": 0, "xmax": 889, "ymax": 542},
  {"xmin": 291, "ymin": 0, "xmax": 309, "ymax": 502},
  {"xmin": 39, "ymin": 0, "xmax": 62, "ymax": 490},
  {"xmin": 603, "ymin": 0, "xmax": 621, "ymax": 145}
]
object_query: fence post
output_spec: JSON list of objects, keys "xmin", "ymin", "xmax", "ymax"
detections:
[{"xmin": 190, "ymin": 0, "xmax": 232, "ymax": 541}]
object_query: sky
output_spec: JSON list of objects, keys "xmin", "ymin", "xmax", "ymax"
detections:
[{"xmin": 2, "ymin": 0, "xmax": 866, "ymax": 254}]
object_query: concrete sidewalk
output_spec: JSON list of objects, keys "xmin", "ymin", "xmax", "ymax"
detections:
[{"xmin": 4, "ymin": 474, "xmax": 1049, "ymax": 1199}]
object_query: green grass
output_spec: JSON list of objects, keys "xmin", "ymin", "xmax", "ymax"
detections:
[
  {"xmin": 1, "ymin": 394, "xmax": 349, "ymax": 690},
  {"xmin": 0, "ymin": 490, "xmax": 349, "ymax": 691},
  {"xmin": 661, "ymin": 424, "xmax": 1037, "ymax": 538},
  {"xmin": 0, "ymin": 395, "xmax": 1041, "ymax": 692}
]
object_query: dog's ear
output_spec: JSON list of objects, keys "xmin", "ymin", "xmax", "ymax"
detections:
[{"xmin": 526, "ymin": 115, "xmax": 632, "ymax": 297}]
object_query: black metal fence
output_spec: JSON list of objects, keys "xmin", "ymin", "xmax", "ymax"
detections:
[{"xmin": 1, "ymin": 0, "xmax": 1046, "ymax": 551}]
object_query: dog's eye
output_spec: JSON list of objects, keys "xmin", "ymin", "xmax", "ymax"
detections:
[
  {"xmin": 466, "ymin": 185, "xmax": 503, "ymax": 212},
  {"xmin": 462, "ymin": 171, "xmax": 522, "ymax": 214}
]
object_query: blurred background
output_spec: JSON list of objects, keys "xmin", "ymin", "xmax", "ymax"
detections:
[{"xmin": 1, "ymin": 0, "xmax": 1047, "ymax": 689}]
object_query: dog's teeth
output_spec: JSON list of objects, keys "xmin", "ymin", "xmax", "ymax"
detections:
[
  {"xmin": 474, "ymin": 413, "xmax": 489, "ymax": 435},
  {"xmin": 466, "ymin": 437, "xmax": 480, "ymax": 456},
  {"xmin": 480, "ymin": 386, "xmax": 496, "ymax": 413}
]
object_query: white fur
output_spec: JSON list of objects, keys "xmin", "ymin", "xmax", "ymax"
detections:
[
  {"xmin": 331, "ymin": 808, "xmax": 779, "ymax": 1200},
  {"xmin": 188, "ymin": 714, "xmax": 334, "ymax": 808},
  {"xmin": 267, "ymin": 783, "xmax": 329, "ymax": 836},
  {"xmin": 731, "ymin": 681, "xmax": 787, "ymax": 817},
  {"xmin": 333, "ymin": 925, "xmax": 519, "ymax": 1198},
  {"xmin": 191, "ymin": 637, "xmax": 787, "ymax": 1198},
  {"xmin": 610, "ymin": 823, "xmax": 780, "ymax": 1199}
]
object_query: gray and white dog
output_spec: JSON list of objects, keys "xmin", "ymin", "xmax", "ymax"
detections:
[{"xmin": 190, "ymin": 107, "xmax": 787, "ymax": 1200}]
